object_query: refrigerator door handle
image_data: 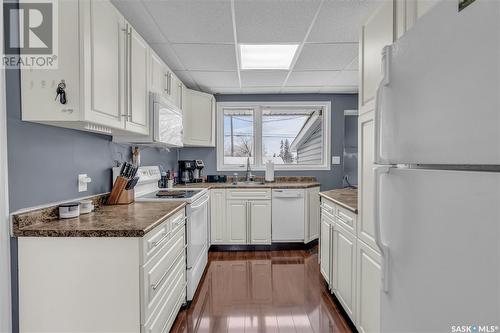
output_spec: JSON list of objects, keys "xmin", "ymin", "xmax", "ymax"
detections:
[
  {"xmin": 374, "ymin": 165, "xmax": 391, "ymax": 293},
  {"xmin": 374, "ymin": 45, "xmax": 392, "ymax": 165}
]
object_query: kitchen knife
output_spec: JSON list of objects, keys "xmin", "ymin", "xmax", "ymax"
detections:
[
  {"xmin": 119, "ymin": 162, "xmax": 126, "ymax": 176},
  {"xmin": 125, "ymin": 176, "xmax": 139, "ymax": 190}
]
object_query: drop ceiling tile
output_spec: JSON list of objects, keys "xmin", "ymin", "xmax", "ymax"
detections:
[
  {"xmin": 294, "ymin": 43, "xmax": 358, "ymax": 71},
  {"xmin": 286, "ymin": 71, "xmax": 341, "ymax": 86},
  {"xmin": 143, "ymin": 0, "xmax": 234, "ymax": 43},
  {"xmin": 172, "ymin": 44, "xmax": 237, "ymax": 71},
  {"xmin": 189, "ymin": 71, "xmax": 239, "ymax": 88},
  {"xmin": 111, "ymin": 0, "xmax": 166, "ymax": 43},
  {"xmin": 308, "ymin": 0, "xmax": 381, "ymax": 43},
  {"xmin": 280, "ymin": 86, "xmax": 322, "ymax": 93},
  {"xmin": 331, "ymin": 70, "xmax": 359, "ymax": 86},
  {"xmin": 241, "ymin": 71, "xmax": 288, "ymax": 87},
  {"xmin": 345, "ymin": 56, "xmax": 359, "ymax": 70},
  {"xmin": 234, "ymin": 0, "xmax": 321, "ymax": 43},
  {"xmin": 150, "ymin": 43, "xmax": 185, "ymax": 71},
  {"xmin": 174, "ymin": 71, "xmax": 198, "ymax": 89},
  {"xmin": 320, "ymin": 86, "xmax": 358, "ymax": 94}
]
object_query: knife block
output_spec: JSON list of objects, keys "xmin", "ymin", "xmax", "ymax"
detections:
[{"xmin": 116, "ymin": 189, "xmax": 134, "ymax": 205}]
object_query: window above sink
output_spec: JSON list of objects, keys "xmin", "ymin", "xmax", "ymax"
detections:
[{"xmin": 217, "ymin": 101, "xmax": 331, "ymax": 171}]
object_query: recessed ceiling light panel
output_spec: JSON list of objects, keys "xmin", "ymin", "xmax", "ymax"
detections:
[{"xmin": 239, "ymin": 44, "xmax": 299, "ymax": 70}]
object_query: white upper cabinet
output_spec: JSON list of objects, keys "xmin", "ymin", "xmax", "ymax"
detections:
[
  {"xmin": 359, "ymin": 1, "xmax": 394, "ymax": 114},
  {"xmin": 183, "ymin": 89, "xmax": 216, "ymax": 147},
  {"xmin": 84, "ymin": 0, "xmax": 125, "ymax": 129},
  {"xmin": 149, "ymin": 51, "xmax": 168, "ymax": 100},
  {"xmin": 21, "ymin": 0, "xmax": 153, "ymax": 137},
  {"xmin": 125, "ymin": 25, "xmax": 149, "ymax": 135}
]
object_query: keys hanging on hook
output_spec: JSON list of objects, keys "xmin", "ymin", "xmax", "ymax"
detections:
[{"xmin": 55, "ymin": 80, "xmax": 67, "ymax": 104}]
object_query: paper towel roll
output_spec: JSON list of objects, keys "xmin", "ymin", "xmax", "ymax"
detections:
[{"xmin": 265, "ymin": 160, "xmax": 274, "ymax": 182}]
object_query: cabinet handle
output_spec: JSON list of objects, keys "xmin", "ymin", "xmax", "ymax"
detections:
[
  {"xmin": 164, "ymin": 73, "xmax": 169, "ymax": 93},
  {"xmin": 151, "ymin": 248, "xmax": 185, "ymax": 291},
  {"xmin": 374, "ymin": 165, "xmax": 391, "ymax": 293},
  {"xmin": 152, "ymin": 230, "xmax": 171, "ymax": 248},
  {"xmin": 127, "ymin": 26, "xmax": 132, "ymax": 120},
  {"xmin": 248, "ymin": 202, "xmax": 251, "ymax": 243}
]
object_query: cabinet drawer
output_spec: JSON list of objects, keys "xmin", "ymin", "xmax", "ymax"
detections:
[
  {"xmin": 320, "ymin": 198, "xmax": 337, "ymax": 218},
  {"xmin": 142, "ymin": 226, "xmax": 185, "ymax": 323},
  {"xmin": 142, "ymin": 209, "xmax": 185, "ymax": 263},
  {"xmin": 143, "ymin": 264, "xmax": 186, "ymax": 333},
  {"xmin": 226, "ymin": 189, "xmax": 271, "ymax": 200},
  {"xmin": 336, "ymin": 206, "xmax": 357, "ymax": 235}
]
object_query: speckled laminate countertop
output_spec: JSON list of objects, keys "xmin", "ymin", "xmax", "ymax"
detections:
[
  {"xmin": 174, "ymin": 176, "xmax": 320, "ymax": 189},
  {"xmin": 12, "ymin": 200, "xmax": 186, "ymax": 237},
  {"xmin": 319, "ymin": 188, "xmax": 358, "ymax": 214}
]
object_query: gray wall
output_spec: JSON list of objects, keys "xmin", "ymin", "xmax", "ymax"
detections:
[{"xmin": 179, "ymin": 94, "xmax": 358, "ymax": 191}]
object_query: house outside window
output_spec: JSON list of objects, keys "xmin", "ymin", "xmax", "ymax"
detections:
[{"xmin": 217, "ymin": 101, "xmax": 331, "ymax": 171}]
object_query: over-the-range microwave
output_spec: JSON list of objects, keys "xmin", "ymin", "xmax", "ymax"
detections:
[{"xmin": 113, "ymin": 92, "xmax": 183, "ymax": 147}]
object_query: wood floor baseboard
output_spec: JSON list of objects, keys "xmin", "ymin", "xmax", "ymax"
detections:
[{"xmin": 208, "ymin": 239, "xmax": 318, "ymax": 252}]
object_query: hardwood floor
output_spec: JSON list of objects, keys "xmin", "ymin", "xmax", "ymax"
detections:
[{"xmin": 170, "ymin": 248, "xmax": 354, "ymax": 333}]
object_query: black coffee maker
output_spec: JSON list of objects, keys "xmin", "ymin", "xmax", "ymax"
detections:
[{"xmin": 178, "ymin": 160, "xmax": 204, "ymax": 184}]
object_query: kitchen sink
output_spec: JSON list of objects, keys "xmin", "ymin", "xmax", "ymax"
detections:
[{"xmin": 232, "ymin": 181, "xmax": 266, "ymax": 186}]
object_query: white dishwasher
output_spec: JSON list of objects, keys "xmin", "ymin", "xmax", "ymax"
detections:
[{"xmin": 272, "ymin": 189, "xmax": 305, "ymax": 242}]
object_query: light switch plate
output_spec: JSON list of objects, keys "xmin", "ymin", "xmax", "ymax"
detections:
[{"xmin": 331, "ymin": 156, "xmax": 341, "ymax": 165}]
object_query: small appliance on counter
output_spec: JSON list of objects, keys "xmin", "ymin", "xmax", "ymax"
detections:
[
  {"xmin": 178, "ymin": 160, "xmax": 204, "ymax": 183},
  {"xmin": 206, "ymin": 175, "xmax": 227, "ymax": 183},
  {"xmin": 59, "ymin": 202, "xmax": 80, "ymax": 219}
]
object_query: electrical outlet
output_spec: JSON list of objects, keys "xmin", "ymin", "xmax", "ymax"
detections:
[
  {"xmin": 331, "ymin": 156, "xmax": 341, "ymax": 165},
  {"xmin": 78, "ymin": 174, "xmax": 92, "ymax": 192}
]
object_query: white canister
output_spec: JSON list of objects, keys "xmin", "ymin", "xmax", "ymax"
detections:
[
  {"xmin": 59, "ymin": 202, "xmax": 80, "ymax": 219},
  {"xmin": 265, "ymin": 160, "xmax": 275, "ymax": 182},
  {"xmin": 79, "ymin": 200, "xmax": 94, "ymax": 214}
]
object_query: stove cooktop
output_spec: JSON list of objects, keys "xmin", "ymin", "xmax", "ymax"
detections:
[{"xmin": 139, "ymin": 189, "xmax": 202, "ymax": 200}]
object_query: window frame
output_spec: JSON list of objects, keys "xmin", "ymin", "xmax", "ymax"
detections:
[{"xmin": 217, "ymin": 101, "xmax": 331, "ymax": 171}]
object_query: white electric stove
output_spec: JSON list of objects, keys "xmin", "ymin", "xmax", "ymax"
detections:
[{"xmin": 134, "ymin": 166, "xmax": 209, "ymax": 302}]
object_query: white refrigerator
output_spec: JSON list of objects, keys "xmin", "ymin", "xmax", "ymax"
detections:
[{"xmin": 374, "ymin": 1, "xmax": 500, "ymax": 332}]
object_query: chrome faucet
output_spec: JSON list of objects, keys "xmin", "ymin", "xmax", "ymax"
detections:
[{"xmin": 245, "ymin": 157, "xmax": 253, "ymax": 182}]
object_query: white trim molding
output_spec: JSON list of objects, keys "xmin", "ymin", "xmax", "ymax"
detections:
[
  {"xmin": 216, "ymin": 101, "xmax": 331, "ymax": 172},
  {"xmin": 0, "ymin": 1, "xmax": 12, "ymax": 330}
]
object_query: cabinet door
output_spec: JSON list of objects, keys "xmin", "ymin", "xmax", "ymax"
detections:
[
  {"xmin": 183, "ymin": 89, "xmax": 215, "ymax": 147},
  {"xmin": 125, "ymin": 26, "xmax": 149, "ymax": 135},
  {"xmin": 226, "ymin": 200, "xmax": 247, "ymax": 244},
  {"xmin": 307, "ymin": 187, "xmax": 320, "ymax": 242},
  {"xmin": 83, "ymin": 0, "xmax": 125, "ymax": 129},
  {"xmin": 359, "ymin": 1, "xmax": 394, "ymax": 113},
  {"xmin": 333, "ymin": 224, "xmax": 357, "ymax": 321},
  {"xmin": 358, "ymin": 110, "xmax": 377, "ymax": 250},
  {"xmin": 355, "ymin": 240, "xmax": 381, "ymax": 333},
  {"xmin": 319, "ymin": 215, "xmax": 332, "ymax": 284},
  {"xmin": 149, "ymin": 50, "xmax": 166, "ymax": 96},
  {"xmin": 210, "ymin": 189, "xmax": 226, "ymax": 244},
  {"xmin": 249, "ymin": 200, "xmax": 271, "ymax": 245}
]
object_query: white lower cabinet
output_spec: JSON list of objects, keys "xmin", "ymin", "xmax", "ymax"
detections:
[
  {"xmin": 305, "ymin": 187, "xmax": 320, "ymax": 242},
  {"xmin": 355, "ymin": 239, "xmax": 382, "ymax": 333},
  {"xmin": 332, "ymin": 223, "xmax": 357, "ymax": 322},
  {"xmin": 226, "ymin": 200, "xmax": 248, "ymax": 244},
  {"xmin": 320, "ymin": 213, "xmax": 333, "ymax": 285},
  {"xmin": 210, "ymin": 189, "xmax": 226, "ymax": 244},
  {"xmin": 249, "ymin": 200, "xmax": 272, "ymax": 244},
  {"xmin": 211, "ymin": 189, "xmax": 272, "ymax": 245},
  {"xmin": 320, "ymin": 197, "xmax": 381, "ymax": 332},
  {"xmin": 18, "ymin": 209, "xmax": 186, "ymax": 333}
]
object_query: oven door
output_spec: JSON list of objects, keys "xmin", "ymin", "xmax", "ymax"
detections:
[
  {"xmin": 186, "ymin": 193, "xmax": 209, "ymax": 300},
  {"xmin": 153, "ymin": 94, "xmax": 183, "ymax": 147}
]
